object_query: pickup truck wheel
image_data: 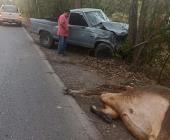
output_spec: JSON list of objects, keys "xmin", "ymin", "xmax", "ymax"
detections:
[
  {"xmin": 95, "ymin": 43, "xmax": 113, "ymax": 59},
  {"xmin": 39, "ymin": 31, "xmax": 54, "ymax": 49}
]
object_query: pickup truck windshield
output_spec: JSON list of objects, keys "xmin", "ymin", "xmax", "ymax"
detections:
[{"xmin": 85, "ymin": 11, "xmax": 109, "ymax": 26}]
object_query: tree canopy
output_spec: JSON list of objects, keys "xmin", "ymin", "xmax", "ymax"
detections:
[{"xmin": 12, "ymin": 0, "xmax": 130, "ymax": 20}]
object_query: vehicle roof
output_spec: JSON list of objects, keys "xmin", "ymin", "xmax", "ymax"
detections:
[
  {"xmin": 1, "ymin": 4, "xmax": 17, "ymax": 7},
  {"xmin": 70, "ymin": 8, "xmax": 101, "ymax": 13}
]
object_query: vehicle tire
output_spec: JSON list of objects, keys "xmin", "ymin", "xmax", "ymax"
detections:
[
  {"xmin": 95, "ymin": 43, "xmax": 113, "ymax": 59},
  {"xmin": 39, "ymin": 31, "xmax": 54, "ymax": 49},
  {"xmin": 17, "ymin": 22, "xmax": 22, "ymax": 27},
  {"xmin": 0, "ymin": 21, "xmax": 3, "ymax": 26}
]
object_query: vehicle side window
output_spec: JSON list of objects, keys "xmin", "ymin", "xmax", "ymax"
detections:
[{"xmin": 69, "ymin": 13, "xmax": 88, "ymax": 27}]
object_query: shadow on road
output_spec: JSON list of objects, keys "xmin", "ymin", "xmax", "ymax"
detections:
[{"xmin": 0, "ymin": 23, "xmax": 22, "ymax": 27}]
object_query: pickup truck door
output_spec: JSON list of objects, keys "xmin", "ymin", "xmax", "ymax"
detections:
[{"xmin": 68, "ymin": 13, "xmax": 96, "ymax": 48}]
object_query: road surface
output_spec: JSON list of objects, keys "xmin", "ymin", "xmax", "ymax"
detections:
[{"xmin": 0, "ymin": 25, "xmax": 100, "ymax": 140}]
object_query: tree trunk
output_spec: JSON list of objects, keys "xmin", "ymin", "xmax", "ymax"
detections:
[
  {"xmin": 128, "ymin": 0, "xmax": 138, "ymax": 47},
  {"xmin": 75, "ymin": 0, "xmax": 81, "ymax": 8},
  {"xmin": 133, "ymin": 0, "xmax": 148, "ymax": 66}
]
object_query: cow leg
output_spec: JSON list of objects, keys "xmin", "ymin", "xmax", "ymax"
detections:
[{"xmin": 90, "ymin": 105, "xmax": 119, "ymax": 123}]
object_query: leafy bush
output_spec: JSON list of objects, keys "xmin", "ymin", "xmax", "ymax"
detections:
[{"xmin": 116, "ymin": 41, "xmax": 133, "ymax": 62}]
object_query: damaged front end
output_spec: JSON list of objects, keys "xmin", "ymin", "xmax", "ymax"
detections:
[{"xmin": 95, "ymin": 21, "xmax": 128, "ymax": 51}]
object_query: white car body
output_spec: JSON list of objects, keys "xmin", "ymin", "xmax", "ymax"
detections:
[{"xmin": 0, "ymin": 5, "xmax": 22, "ymax": 25}]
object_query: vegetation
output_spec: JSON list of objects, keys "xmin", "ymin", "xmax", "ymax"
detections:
[
  {"xmin": 11, "ymin": 0, "xmax": 130, "ymax": 19},
  {"xmin": 127, "ymin": 0, "xmax": 170, "ymax": 85}
]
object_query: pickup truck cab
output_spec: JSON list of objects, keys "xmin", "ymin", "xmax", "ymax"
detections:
[{"xmin": 30, "ymin": 8, "xmax": 128, "ymax": 58}]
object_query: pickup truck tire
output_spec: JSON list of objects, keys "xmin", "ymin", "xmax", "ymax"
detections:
[
  {"xmin": 95, "ymin": 43, "xmax": 113, "ymax": 59},
  {"xmin": 39, "ymin": 31, "xmax": 54, "ymax": 49}
]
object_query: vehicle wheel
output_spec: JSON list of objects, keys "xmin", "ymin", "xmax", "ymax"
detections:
[
  {"xmin": 17, "ymin": 22, "xmax": 22, "ymax": 27},
  {"xmin": 0, "ymin": 21, "xmax": 3, "ymax": 26},
  {"xmin": 95, "ymin": 43, "xmax": 113, "ymax": 59},
  {"xmin": 39, "ymin": 31, "xmax": 54, "ymax": 49}
]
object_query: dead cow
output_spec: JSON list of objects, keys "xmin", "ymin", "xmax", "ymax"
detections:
[{"xmin": 91, "ymin": 86, "xmax": 170, "ymax": 140}]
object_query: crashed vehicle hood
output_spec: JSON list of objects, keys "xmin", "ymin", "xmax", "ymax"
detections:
[{"xmin": 101, "ymin": 21, "xmax": 129, "ymax": 36}]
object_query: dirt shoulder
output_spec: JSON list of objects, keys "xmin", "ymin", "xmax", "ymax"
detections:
[{"xmin": 30, "ymin": 33, "xmax": 156, "ymax": 140}]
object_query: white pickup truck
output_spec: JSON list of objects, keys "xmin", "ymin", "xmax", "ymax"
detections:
[{"xmin": 0, "ymin": 4, "xmax": 22, "ymax": 26}]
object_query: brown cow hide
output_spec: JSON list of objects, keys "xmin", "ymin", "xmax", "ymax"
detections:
[
  {"xmin": 157, "ymin": 107, "xmax": 170, "ymax": 140},
  {"xmin": 93, "ymin": 86, "xmax": 170, "ymax": 140}
]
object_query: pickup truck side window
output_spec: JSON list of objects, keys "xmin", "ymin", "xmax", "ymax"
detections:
[{"xmin": 69, "ymin": 13, "xmax": 88, "ymax": 27}]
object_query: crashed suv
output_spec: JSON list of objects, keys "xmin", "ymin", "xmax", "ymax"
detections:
[{"xmin": 30, "ymin": 8, "xmax": 128, "ymax": 58}]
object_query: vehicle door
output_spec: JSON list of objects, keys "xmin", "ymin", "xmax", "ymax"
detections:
[{"xmin": 68, "ymin": 12, "xmax": 96, "ymax": 48}]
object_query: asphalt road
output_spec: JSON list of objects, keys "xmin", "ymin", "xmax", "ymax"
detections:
[{"xmin": 0, "ymin": 25, "xmax": 99, "ymax": 140}]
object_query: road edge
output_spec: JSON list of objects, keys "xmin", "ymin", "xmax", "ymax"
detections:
[{"xmin": 23, "ymin": 27, "xmax": 103, "ymax": 140}]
